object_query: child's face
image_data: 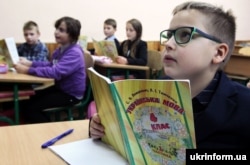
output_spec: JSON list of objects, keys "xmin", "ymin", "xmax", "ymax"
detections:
[
  {"xmin": 54, "ymin": 21, "xmax": 71, "ymax": 45},
  {"xmin": 162, "ymin": 10, "xmax": 218, "ymax": 80},
  {"xmin": 126, "ymin": 23, "xmax": 137, "ymax": 41},
  {"xmin": 23, "ymin": 27, "xmax": 40, "ymax": 45},
  {"xmin": 103, "ymin": 24, "xmax": 116, "ymax": 38}
]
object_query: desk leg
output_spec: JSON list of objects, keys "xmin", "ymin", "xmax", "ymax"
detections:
[
  {"xmin": 125, "ymin": 70, "xmax": 129, "ymax": 79},
  {"xmin": 13, "ymin": 84, "xmax": 19, "ymax": 125},
  {"xmin": 107, "ymin": 69, "xmax": 111, "ymax": 78}
]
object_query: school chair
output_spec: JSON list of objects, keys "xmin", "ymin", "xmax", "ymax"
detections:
[
  {"xmin": 43, "ymin": 52, "xmax": 94, "ymax": 121},
  {"xmin": 147, "ymin": 50, "xmax": 163, "ymax": 79}
]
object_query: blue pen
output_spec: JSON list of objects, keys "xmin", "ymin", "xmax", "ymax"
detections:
[{"xmin": 41, "ymin": 129, "xmax": 74, "ymax": 149}]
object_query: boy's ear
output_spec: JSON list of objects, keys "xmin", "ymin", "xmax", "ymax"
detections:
[{"xmin": 212, "ymin": 43, "xmax": 228, "ymax": 64}]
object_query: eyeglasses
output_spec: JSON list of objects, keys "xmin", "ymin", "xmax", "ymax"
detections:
[{"xmin": 160, "ymin": 26, "xmax": 222, "ymax": 45}]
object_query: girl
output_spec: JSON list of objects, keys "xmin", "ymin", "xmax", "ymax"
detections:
[
  {"xmin": 14, "ymin": 16, "xmax": 86, "ymax": 123},
  {"xmin": 115, "ymin": 18, "xmax": 148, "ymax": 79}
]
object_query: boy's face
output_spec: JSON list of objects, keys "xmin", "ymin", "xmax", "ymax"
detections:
[
  {"xmin": 126, "ymin": 23, "xmax": 137, "ymax": 41},
  {"xmin": 23, "ymin": 27, "xmax": 40, "ymax": 45},
  {"xmin": 162, "ymin": 9, "xmax": 219, "ymax": 80},
  {"xmin": 54, "ymin": 21, "xmax": 71, "ymax": 45},
  {"xmin": 103, "ymin": 24, "xmax": 116, "ymax": 38}
]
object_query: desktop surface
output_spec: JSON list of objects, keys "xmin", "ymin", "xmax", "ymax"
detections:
[{"xmin": 0, "ymin": 120, "xmax": 89, "ymax": 165}]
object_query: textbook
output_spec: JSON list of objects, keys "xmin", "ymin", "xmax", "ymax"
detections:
[
  {"xmin": 92, "ymin": 38, "xmax": 118, "ymax": 60},
  {"xmin": 78, "ymin": 35, "xmax": 88, "ymax": 51},
  {"xmin": 87, "ymin": 67, "xmax": 196, "ymax": 165},
  {"xmin": 0, "ymin": 37, "xmax": 19, "ymax": 68}
]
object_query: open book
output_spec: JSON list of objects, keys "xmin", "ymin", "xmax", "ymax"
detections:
[
  {"xmin": 87, "ymin": 67, "xmax": 196, "ymax": 165},
  {"xmin": 0, "ymin": 37, "xmax": 19, "ymax": 68},
  {"xmin": 92, "ymin": 38, "xmax": 118, "ymax": 60}
]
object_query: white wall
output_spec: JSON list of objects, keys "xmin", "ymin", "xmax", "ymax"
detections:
[{"xmin": 0, "ymin": 0, "xmax": 249, "ymax": 42}]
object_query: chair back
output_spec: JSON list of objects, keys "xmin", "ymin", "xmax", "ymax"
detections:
[
  {"xmin": 147, "ymin": 50, "xmax": 163, "ymax": 79},
  {"xmin": 84, "ymin": 52, "xmax": 94, "ymax": 69}
]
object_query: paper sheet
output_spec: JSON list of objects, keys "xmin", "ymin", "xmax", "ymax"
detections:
[{"xmin": 49, "ymin": 139, "xmax": 128, "ymax": 165}]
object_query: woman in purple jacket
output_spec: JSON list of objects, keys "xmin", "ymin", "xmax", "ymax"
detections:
[{"xmin": 15, "ymin": 16, "xmax": 86, "ymax": 123}]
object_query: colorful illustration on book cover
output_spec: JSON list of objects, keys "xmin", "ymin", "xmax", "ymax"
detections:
[
  {"xmin": 133, "ymin": 106, "xmax": 188, "ymax": 165},
  {"xmin": 112, "ymin": 80, "xmax": 195, "ymax": 165},
  {"xmin": 0, "ymin": 41, "xmax": 11, "ymax": 67}
]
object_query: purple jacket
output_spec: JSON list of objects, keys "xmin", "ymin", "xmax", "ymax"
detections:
[{"xmin": 28, "ymin": 44, "xmax": 86, "ymax": 99}]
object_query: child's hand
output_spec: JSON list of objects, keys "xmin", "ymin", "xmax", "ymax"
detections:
[
  {"xmin": 247, "ymin": 81, "xmax": 250, "ymax": 88},
  {"xmin": 19, "ymin": 57, "xmax": 32, "ymax": 67},
  {"xmin": 14, "ymin": 63, "xmax": 29, "ymax": 74},
  {"xmin": 89, "ymin": 113, "xmax": 105, "ymax": 139},
  {"xmin": 115, "ymin": 56, "xmax": 128, "ymax": 64}
]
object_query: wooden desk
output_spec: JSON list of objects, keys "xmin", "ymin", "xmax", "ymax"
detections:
[
  {"xmin": 0, "ymin": 72, "xmax": 54, "ymax": 124},
  {"xmin": 95, "ymin": 62, "xmax": 150, "ymax": 79},
  {"xmin": 224, "ymin": 54, "xmax": 250, "ymax": 78},
  {"xmin": 0, "ymin": 120, "xmax": 89, "ymax": 165}
]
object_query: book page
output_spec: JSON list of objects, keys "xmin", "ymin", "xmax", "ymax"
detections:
[
  {"xmin": 4, "ymin": 38, "xmax": 19, "ymax": 65},
  {"xmin": 92, "ymin": 39, "xmax": 118, "ymax": 60},
  {"xmin": 110, "ymin": 79, "xmax": 196, "ymax": 165},
  {"xmin": 0, "ymin": 37, "xmax": 19, "ymax": 67},
  {"xmin": 78, "ymin": 35, "xmax": 88, "ymax": 51},
  {"xmin": 99, "ymin": 40, "xmax": 118, "ymax": 60},
  {"xmin": 49, "ymin": 139, "xmax": 128, "ymax": 165},
  {"xmin": 92, "ymin": 38, "xmax": 103, "ymax": 56}
]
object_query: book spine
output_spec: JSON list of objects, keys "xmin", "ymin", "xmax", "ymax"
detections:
[{"xmin": 109, "ymin": 84, "xmax": 137, "ymax": 165}]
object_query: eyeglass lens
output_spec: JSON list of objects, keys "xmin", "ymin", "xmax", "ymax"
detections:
[{"xmin": 161, "ymin": 27, "xmax": 193, "ymax": 45}]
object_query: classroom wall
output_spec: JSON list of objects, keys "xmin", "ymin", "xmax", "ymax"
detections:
[{"xmin": 0, "ymin": 0, "xmax": 249, "ymax": 42}]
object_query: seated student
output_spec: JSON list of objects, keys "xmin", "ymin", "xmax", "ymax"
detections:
[
  {"xmin": 18, "ymin": 21, "xmax": 49, "ymax": 62},
  {"xmin": 113, "ymin": 18, "xmax": 147, "ymax": 79},
  {"xmin": 103, "ymin": 18, "xmax": 120, "ymax": 52},
  {"xmin": 89, "ymin": 1, "xmax": 250, "ymax": 148},
  {"xmin": 14, "ymin": 16, "xmax": 86, "ymax": 123}
]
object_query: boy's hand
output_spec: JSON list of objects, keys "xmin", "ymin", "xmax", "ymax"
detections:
[
  {"xmin": 247, "ymin": 82, "xmax": 250, "ymax": 88},
  {"xmin": 19, "ymin": 57, "xmax": 32, "ymax": 67},
  {"xmin": 14, "ymin": 63, "xmax": 29, "ymax": 74},
  {"xmin": 89, "ymin": 113, "xmax": 105, "ymax": 139}
]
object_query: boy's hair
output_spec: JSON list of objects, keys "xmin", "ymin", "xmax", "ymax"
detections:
[
  {"xmin": 173, "ymin": 1, "xmax": 236, "ymax": 66},
  {"xmin": 104, "ymin": 18, "xmax": 117, "ymax": 29},
  {"xmin": 23, "ymin": 21, "xmax": 40, "ymax": 33},
  {"xmin": 55, "ymin": 16, "xmax": 81, "ymax": 43}
]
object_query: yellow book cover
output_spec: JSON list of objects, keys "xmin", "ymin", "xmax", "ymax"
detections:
[
  {"xmin": 92, "ymin": 38, "xmax": 118, "ymax": 60},
  {"xmin": 78, "ymin": 35, "xmax": 88, "ymax": 51},
  {"xmin": 87, "ymin": 67, "xmax": 196, "ymax": 165},
  {"xmin": 0, "ymin": 37, "xmax": 19, "ymax": 68}
]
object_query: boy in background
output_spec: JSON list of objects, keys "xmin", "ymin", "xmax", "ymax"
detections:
[
  {"xmin": 18, "ymin": 21, "xmax": 49, "ymax": 62},
  {"xmin": 103, "ymin": 18, "xmax": 120, "ymax": 52},
  {"xmin": 89, "ymin": 1, "xmax": 250, "ymax": 148}
]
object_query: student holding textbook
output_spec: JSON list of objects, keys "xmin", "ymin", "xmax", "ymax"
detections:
[{"xmin": 90, "ymin": 0, "xmax": 250, "ymax": 162}]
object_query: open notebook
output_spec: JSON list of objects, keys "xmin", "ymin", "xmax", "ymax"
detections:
[{"xmin": 49, "ymin": 139, "xmax": 128, "ymax": 165}]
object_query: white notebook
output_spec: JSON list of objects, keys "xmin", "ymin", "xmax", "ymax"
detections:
[{"xmin": 49, "ymin": 139, "xmax": 128, "ymax": 165}]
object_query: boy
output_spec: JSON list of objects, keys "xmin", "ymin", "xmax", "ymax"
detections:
[
  {"xmin": 18, "ymin": 21, "xmax": 49, "ymax": 62},
  {"xmin": 89, "ymin": 1, "xmax": 250, "ymax": 148},
  {"xmin": 103, "ymin": 18, "xmax": 120, "ymax": 52}
]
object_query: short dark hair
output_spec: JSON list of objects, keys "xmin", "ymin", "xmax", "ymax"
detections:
[
  {"xmin": 104, "ymin": 18, "xmax": 117, "ymax": 29},
  {"xmin": 55, "ymin": 16, "xmax": 81, "ymax": 43}
]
